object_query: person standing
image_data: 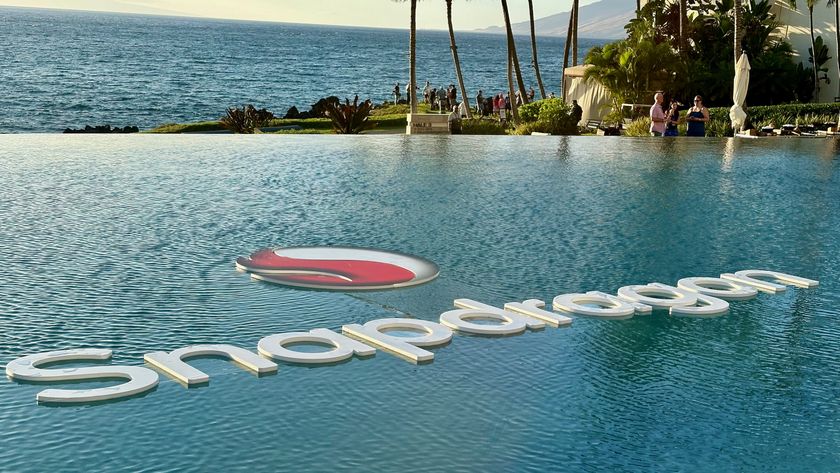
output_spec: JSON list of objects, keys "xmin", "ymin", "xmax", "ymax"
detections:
[
  {"xmin": 423, "ymin": 81, "xmax": 432, "ymax": 104},
  {"xmin": 664, "ymin": 101, "xmax": 680, "ymax": 136},
  {"xmin": 393, "ymin": 82, "xmax": 401, "ymax": 105},
  {"xmin": 571, "ymin": 99, "xmax": 583, "ymax": 126},
  {"xmin": 649, "ymin": 92, "xmax": 666, "ymax": 136},
  {"xmin": 686, "ymin": 95, "xmax": 710, "ymax": 137},
  {"xmin": 475, "ymin": 89, "xmax": 484, "ymax": 116},
  {"xmin": 447, "ymin": 84, "xmax": 457, "ymax": 111},
  {"xmin": 448, "ymin": 105, "xmax": 462, "ymax": 134},
  {"xmin": 437, "ymin": 86, "xmax": 447, "ymax": 113},
  {"xmin": 528, "ymin": 87, "xmax": 535, "ymax": 102},
  {"xmin": 459, "ymin": 100, "xmax": 468, "ymax": 118}
]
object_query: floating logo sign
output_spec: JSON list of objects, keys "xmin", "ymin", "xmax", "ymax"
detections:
[
  {"xmin": 4, "ymin": 269, "xmax": 819, "ymax": 405},
  {"xmin": 235, "ymin": 246, "xmax": 439, "ymax": 291}
]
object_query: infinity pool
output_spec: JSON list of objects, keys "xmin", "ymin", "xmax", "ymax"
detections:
[{"xmin": 1, "ymin": 135, "xmax": 838, "ymax": 472}]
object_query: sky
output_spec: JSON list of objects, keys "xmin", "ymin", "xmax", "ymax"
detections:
[{"xmin": 0, "ymin": 0, "xmax": 598, "ymax": 31}]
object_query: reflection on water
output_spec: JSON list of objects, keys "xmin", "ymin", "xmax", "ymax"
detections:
[{"xmin": 0, "ymin": 135, "xmax": 838, "ymax": 472}]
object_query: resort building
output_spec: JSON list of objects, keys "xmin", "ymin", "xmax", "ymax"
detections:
[{"xmin": 772, "ymin": 1, "xmax": 839, "ymax": 102}]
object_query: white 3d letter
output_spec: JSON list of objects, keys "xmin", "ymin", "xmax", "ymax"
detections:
[
  {"xmin": 721, "ymin": 270, "xmax": 819, "ymax": 294},
  {"xmin": 6, "ymin": 349, "xmax": 159, "ymax": 404},
  {"xmin": 504, "ymin": 299, "xmax": 573, "ymax": 327},
  {"xmin": 440, "ymin": 299, "xmax": 545, "ymax": 335},
  {"xmin": 144, "ymin": 344, "xmax": 277, "ymax": 386},
  {"xmin": 677, "ymin": 277, "xmax": 757, "ymax": 301},
  {"xmin": 342, "ymin": 318, "xmax": 452, "ymax": 363},
  {"xmin": 553, "ymin": 291, "xmax": 649, "ymax": 318},
  {"xmin": 617, "ymin": 283, "xmax": 698, "ymax": 310},
  {"xmin": 258, "ymin": 328, "xmax": 375, "ymax": 364}
]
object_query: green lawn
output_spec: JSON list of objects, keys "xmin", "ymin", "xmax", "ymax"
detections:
[{"xmin": 145, "ymin": 103, "xmax": 437, "ymax": 134}]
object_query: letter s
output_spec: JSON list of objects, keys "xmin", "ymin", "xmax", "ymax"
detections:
[{"xmin": 6, "ymin": 349, "xmax": 159, "ymax": 404}]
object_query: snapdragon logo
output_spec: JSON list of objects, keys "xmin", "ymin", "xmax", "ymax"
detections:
[
  {"xmin": 4, "ymin": 267, "xmax": 818, "ymax": 406},
  {"xmin": 235, "ymin": 246, "xmax": 440, "ymax": 290}
]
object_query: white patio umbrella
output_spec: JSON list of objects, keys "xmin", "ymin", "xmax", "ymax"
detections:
[{"xmin": 730, "ymin": 52, "xmax": 751, "ymax": 131}]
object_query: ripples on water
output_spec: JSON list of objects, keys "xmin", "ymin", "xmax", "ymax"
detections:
[
  {"xmin": 0, "ymin": 7, "xmax": 600, "ymax": 133},
  {"xmin": 0, "ymin": 135, "xmax": 838, "ymax": 472}
]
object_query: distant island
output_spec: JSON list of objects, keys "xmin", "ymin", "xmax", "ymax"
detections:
[{"xmin": 475, "ymin": 0, "xmax": 634, "ymax": 39}]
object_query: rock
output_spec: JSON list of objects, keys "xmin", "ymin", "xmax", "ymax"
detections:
[
  {"xmin": 62, "ymin": 125, "xmax": 140, "ymax": 133},
  {"xmin": 284, "ymin": 106, "xmax": 300, "ymax": 119}
]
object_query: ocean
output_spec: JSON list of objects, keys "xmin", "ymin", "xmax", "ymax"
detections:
[{"xmin": 0, "ymin": 7, "xmax": 603, "ymax": 133}]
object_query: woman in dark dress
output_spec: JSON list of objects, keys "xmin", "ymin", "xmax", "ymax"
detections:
[
  {"xmin": 664, "ymin": 101, "xmax": 680, "ymax": 136},
  {"xmin": 686, "ymin": 95, "xmax": 710, "ymax": 137}
]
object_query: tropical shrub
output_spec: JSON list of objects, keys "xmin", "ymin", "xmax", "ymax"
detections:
[
  {"xmin": 623, "ymin": 117, "xmax": 652, "ymax": 137},
  {"xmin": 461, "ymin": 118, "xmax": 507, "ymax": 135},
  {"xmin": 323, "ymin": 96, "xmax": 374, "ymax": 134},
  {"xmin": 513, "ymin": 98, "xmax": 578, "ymax": 135},
  {"xmin": 220, "ymin": 105, "xmax": 275, "ymax": 134},
  {"xmin": 517, "ymin": 100, "xmax": 542, "ymax": 123},
  {"xmin": 809, "ymin": 35, "xmax": 833, "ymax": 93}
]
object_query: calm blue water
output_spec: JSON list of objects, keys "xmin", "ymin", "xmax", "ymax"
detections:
[
  {"xmin": 0, "ymin": 135, "xmax": 838, "ymax": 471},
  {"xmin": 0, "ymin": 7, "xmax": 600, "ymax": 133}
]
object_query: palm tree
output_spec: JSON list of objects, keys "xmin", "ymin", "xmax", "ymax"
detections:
[
  {"xmin": 445, "ymin": 0, "xmax": 471, "ymax": 117},
  {"xmin": 734, "ymin": 0, "xmax": 743, "ymax": 64},
  {"xmin": 679, "ymin": 0, "xmax": 688, "ymax": 52},
  {"xmin": 561, "ymin": 0, "xmax": 577, "ymax": 99},
  {"xmin": 501, "ymin": 0, "xmax": 529, "ymax": 104},
  {"xmin": 806, "ymin": 0, "xmax": 823, "ymax": 99},
  {"xmin": 392, "ymin": 0, "xmax": 419, "ymax": 113},
  {"xmin": 572, "ymin": 0, "xmax": 580, "ymax": 65},
  {"xmin": 508, "ymin": 46, "xmax": 520, "ymax": 121},
  {"xmin": 409, "ymin": 0, "xmax": 419, "ymax": 113},
  {"xmin": 829, "ymin": 0, "xmax": 840, "ymax": 98},
  {"xmin": 528, "ymin": 0, "xmax": 546, "ymax": 99},
  {"xmin": 791, "ymin": 0, "xmax": 824, "ymax": 99}
]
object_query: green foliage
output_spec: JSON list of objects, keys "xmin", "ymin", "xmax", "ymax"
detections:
[
  {"xmin": 220, "ymin": 105, "xmax": 275, "ymax": 134},
  {"xmin": 371, "ymin": 102, "xmax": 432, "ymax": 116},
  {"xmin": 323, "ymin": 96, "xmax": 374, "ymax": 134},
  {"xmin": 624, "ymin": 103, "xmax": 840, "ymax": 137},
  {"xmin": 146, "ymin": 121, "xmax": 225, "ymax": 133},
  {"xmin": 809, "ymin": 35, "xmax": 832, "ymax": 85},
  {"xmin": 461, "ymin": 118, "xmax": 508, "ymax": 135},
  {"xmin": 512, "ymin": 98, "xmax": 579, "ymax": 135},
  {"xmin": 584, "ymin": 0, "xmax": 814, "ymax": 109},
  {"xmin": 623, "ymin": 117, "xmax": 652, "ymax": 136},
  {"xmin": 517, "ymin": 100, "xmax": 542, "ymax": 122}
]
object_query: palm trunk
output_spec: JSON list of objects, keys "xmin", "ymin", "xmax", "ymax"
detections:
[
  {"xmin": 572, "ymin": 0, "xmax": 579, "ymax": 65},
  {"xmin": 810, "ymin": 7, "xmax": 820, "ymax": 100},
  {"xmin": 636, "ymin": 0, "xmax": 641, "ymax": 17},
  {"xmin": 446, "ymin": 0, "xmax": 471, "ymax": 117},
  {"xmin": 410, "ymin": 0, "xmax": 418, "ymax": 113},
  {"xmin": 679, "ymin": 0, "xmax": 687, "ymax": 52},
  {"xmin": 528, "ymin": 0, "xmax": 546, "ymax": 99},
  {"xmin": 734, "ymin": 0, "xmax": 742, "ymax": 64},
  {"xmin": 561, "ymin": 4, "xmax": 575, "ymax": 100},
  {"xmin": 508, "ymin": 46, "xmax": 519, "ymax": 122},
  {"xmin": 501, "ymin": 0, "xmax": 529, "ymax": 104},
  {"xmin": 835, "ymin": 0, "xmax": 840, "ymax": 98}
]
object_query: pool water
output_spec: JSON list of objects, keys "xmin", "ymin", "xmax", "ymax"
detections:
[{"xmin": 1, "ymin": 135, "xmax": 838, "ymax": 472}]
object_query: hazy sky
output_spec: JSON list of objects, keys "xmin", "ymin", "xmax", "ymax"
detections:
[{"xmin": 0, "ymin": 0, "xmax": 595, "ymax": 30}]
